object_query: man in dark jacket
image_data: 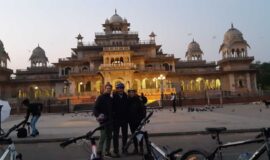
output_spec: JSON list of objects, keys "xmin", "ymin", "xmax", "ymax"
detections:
[
  {"xmin": 112, "ymin": 83, "xmax": 129, "ymax": 156},
  {"xmin": 93, "ymin": 83, "xmax": 113, "ymax": 158},
  {"xmin": 127, "ymin": 89, "xmax": 146, "ymax": 154},
  {"xmin": 22, "ymin": 98, "xmax": 43, "ymax": 137}
]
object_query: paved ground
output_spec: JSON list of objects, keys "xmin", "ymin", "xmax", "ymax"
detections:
[
  {"xmin": 0, "ymin": 103, "xmax": 269, "ymax": 159},
  {"xmin": 8, "ymin": 133, "xmax": 268, "ymax": 160},
  {"xmin": 2, "ymin": 103, "xmax": 269, "ymax": 142}
]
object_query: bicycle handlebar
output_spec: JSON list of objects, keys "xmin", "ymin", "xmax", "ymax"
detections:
[
  {"xmin": 1, "ymin": 119, "xmax": 27, "ymax": 138},
  {"xmin": 60, "ymin": 121, "xmax": 111, "ymax": 148},
  {"xmin": 60, "ymin": 135, "xmax": 87, "ymax": 148},
  {"xmin": 255, "ymin": 128, "xmax": 270, "ymax": 139}
]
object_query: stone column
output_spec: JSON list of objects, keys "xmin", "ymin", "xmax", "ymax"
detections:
[
  {"xmin": 58, "ymin": 67, "xmax": 62, "ymax": 76},
  {"xmin": 229, "ymin": 74, "xmax": 235, "ymax": 92}
]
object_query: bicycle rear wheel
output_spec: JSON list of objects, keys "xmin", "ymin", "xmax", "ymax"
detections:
[{"xmin": 181, "ymin": 149, "xmax": 210, "ymax": 160}]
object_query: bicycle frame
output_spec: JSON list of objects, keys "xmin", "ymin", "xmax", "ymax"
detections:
[
  {"xmin": 0, "ymin": 120, "xmax": 26, "ymax": 160},
  {"xmin": 209, "ymin": 137, "xmax": 270, "ymax": 160},
  {"xmin": 0, "ymin": 143, "xmax": 18, "ymax": 160},
  {"xmin": 140, "ymin": 131, "xmax": 179, "ymax": 160},
  {"xmin": 60, "ymin": 122, "xmax": 111, "ymax": 160},
  {"xmin": 124, "ymin": 112, "xmax": 181, "ymax": 160}
]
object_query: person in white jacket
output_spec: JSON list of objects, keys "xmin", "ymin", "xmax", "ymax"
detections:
[{"xmin": 170, "ymin": 93, "xmax": 176, "ymax": 113}]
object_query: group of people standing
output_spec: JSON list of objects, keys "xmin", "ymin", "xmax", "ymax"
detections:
[{"xmin": 93, "ymin": 82, "xmax": 147, "ymax": 158}]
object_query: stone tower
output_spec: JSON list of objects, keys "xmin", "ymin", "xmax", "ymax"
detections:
[
  {"xmin": 0, "ymin": 40, "xmax": 13, "ymax": 99},
  {"xmin": 0, "ymin": 40, "xmax": 10, "ymax": 69},
  {"xmin": 218, "ymin": 24, "xmax": 257, "ymax": 94}
]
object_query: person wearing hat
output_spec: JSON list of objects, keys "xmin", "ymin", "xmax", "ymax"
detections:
[
  {"xmin": 112, "ymin": 82, "xmax": 129, "ymax": 157},
  {"xmin": 127, "ymin": 89, "xmax": 146, "ymax": 154},
  {"xmin": 93, "ymin": 83, "xmax": 113, "ymax": 158}
]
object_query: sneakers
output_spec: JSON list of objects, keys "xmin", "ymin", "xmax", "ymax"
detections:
[
  {"xmin": 131, "ymin": 148, "xmax": 138, "ymax": 155},
  {"xmin": 112, "ymin": 152, "xmax": 120, "ymax": 158},
  {"xmin": 139, "ymin": 147, "xmax": 144, "ymax": 154},
  {"xmin": 97, "ymin": 152, "xmax": 103, "ymax": 159},
  {"xmin": 30, "ymin": 134, "xmax": 36, "ymax": 137},
  {"xmin": 104, "ymin": 152, "xmax": 113, "ymax": 158}
]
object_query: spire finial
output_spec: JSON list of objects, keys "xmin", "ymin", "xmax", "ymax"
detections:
[
  {"xmin": 115, "ymin": 9, "xmax": 117, "ymax": 14},
  {"xmin": 192, "ymin": 38, "xmax": 194, "ymax": 42},
  {"xmin": 231, "ymin": 23, "xmax": 234, "ymax": 28},
  {"xmin": 38, "ymin": 43, "xmax": 39, "ymax": 47}
]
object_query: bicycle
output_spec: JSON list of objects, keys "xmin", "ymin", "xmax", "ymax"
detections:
[
  {"xmin": 124, "ymin": 111, "xmax": 183, "ymax": 160},
  {"xmin": 181, "ymin": 127, "xmax": 270, "ymax": 160},
  {"xmin": 0, "ymin": 119, "xmax": 26, "ymax": 160},
  {"xmin": 60, "ymin": 122, "xmax": 110, "ymax": 160}
]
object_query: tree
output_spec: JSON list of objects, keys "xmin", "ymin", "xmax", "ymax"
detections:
[{"xmin": 255, "ymin": 62, "xmax": 270, "ymax": 90}]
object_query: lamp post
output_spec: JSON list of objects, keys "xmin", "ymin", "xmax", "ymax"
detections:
[
  {"xmin": 64, "ymin": 80, "xmax": 71, "ymax": 114},
  {"xmin": 34, "ymin": 86, "xmax": 39, "ymax": 99},
  {"xmin": 158, "ymin": 74, "xmax": 166, "ymax": 108}
]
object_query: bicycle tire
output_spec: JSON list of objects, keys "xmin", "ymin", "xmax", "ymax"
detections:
[
  {"xmin": 181, "ymin": 149, "xmax": 210, "ymax": 160},
  {"xmin": 16, "ymin": 153, "xmax": 22, "ymax": 160}
]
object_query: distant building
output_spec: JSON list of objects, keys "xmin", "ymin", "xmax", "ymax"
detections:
[{"xmin": 0, "ymin": 11, "xmax": 257, "ymax": 105}]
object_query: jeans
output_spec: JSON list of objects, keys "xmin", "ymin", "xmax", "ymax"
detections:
[
  {"xmin": 172, "ymin": 101, "xmax": 176, "ymax": 112},
  {"xmin": 30, "ymin": 115, "xmax": 40, "ymax": 135},
  {"xmin": 97, "ymin": 125, "xmax": 112, "ymax": 154}
]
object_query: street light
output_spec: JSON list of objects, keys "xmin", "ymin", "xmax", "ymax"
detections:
[
  {"xmin": 64, "ymin": 80, "xmax": 71, "ymax": 114},
  {"xmin": 153, "ymin": 75, "xmax": 166, "ymax": 107},
  {"xmin": 158, "ymin": 74, "xmax": 166, "ymax": 108},
  {"xmin": 34, "ymin": 86, "xmax": 39, "ymax": 99}
]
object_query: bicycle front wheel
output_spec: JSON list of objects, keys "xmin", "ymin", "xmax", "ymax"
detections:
[{"xmin": 181, "ymin": 149, "xmax": 210, "ymax": 160}]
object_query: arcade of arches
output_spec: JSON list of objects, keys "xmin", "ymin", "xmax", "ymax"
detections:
[
  {"xmin": 136, "ymin": 77, "xmax": 221, "ymax": 91},
  {"xmin": 18, "ymin": 85, "xmax": 55, "ymax": 99}
]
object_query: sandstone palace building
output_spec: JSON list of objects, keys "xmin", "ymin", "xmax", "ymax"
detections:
[{"xmin": 0, "ymin": 11, "xmax": 257, "ymax": 106}]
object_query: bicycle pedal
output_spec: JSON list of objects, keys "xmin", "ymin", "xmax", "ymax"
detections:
[{"xmin": 16, "ymin": 153, "xmax": 22, "ymax": 159}]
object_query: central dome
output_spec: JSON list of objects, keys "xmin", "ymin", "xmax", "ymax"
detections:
[
  {"xmin": 109, "ymin": 10, "xmax": 123, "ymax": 23},
  {"xmin": 109, "ymin": 13, "xmax": 123, "ymax": 23}
]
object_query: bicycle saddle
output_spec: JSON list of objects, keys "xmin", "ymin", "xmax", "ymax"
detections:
[{"xmin": 206, "ymin": 127, "xmax": 227, "ymax": 133}]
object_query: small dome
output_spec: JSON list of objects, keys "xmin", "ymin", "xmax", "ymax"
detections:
[
  {"xmin": 0, "ymin": 40, "xmax": 10, "ymax": 61},
  {"xmin": 149, "ymin": 32, "xmax": 156, "ymax": 37},
  {"xmin": 0, "ymin": 40, "xmax": 3, "ymax": 48},
  {"xmin": 0, "ymin": 40, "xmax": 5, "ymax": 53},
  {"xmin": 186, "ymin": 39, "xmax": 203, "ymax": 56},
  {"xmin": 30, "ymin": 45, "xmax": 48, "ymax": 62},
  {"xmin": 219, "ymin": 24, "xmax": 250, "ymax": 53},
  {"xmin": 224, "ymin": 24, "xmax": 245, "ymax": 43},
  {"xmin": 105, "ymin": 18, "xmax": 109, "ymax": 24}
]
